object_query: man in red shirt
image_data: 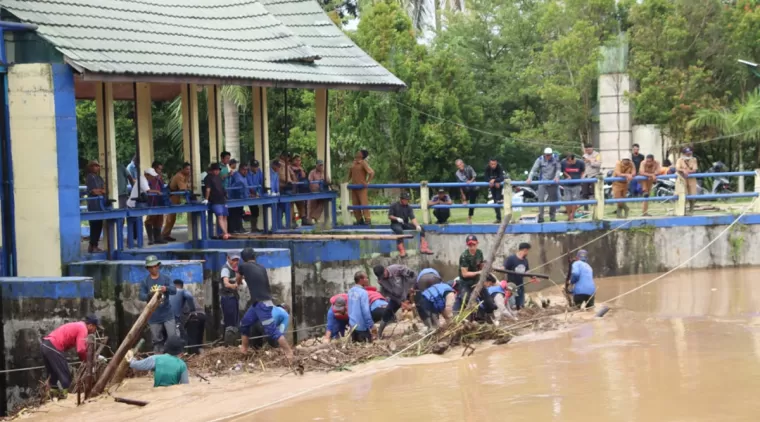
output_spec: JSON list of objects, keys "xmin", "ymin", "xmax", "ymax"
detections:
[{"xmin": 40, "ymin": 315, "xmax": 101, "ymax": 392}]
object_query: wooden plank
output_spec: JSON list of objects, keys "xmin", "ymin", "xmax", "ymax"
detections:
[
  {"xmin": 114, "ymin": 397, "xmax": 149, "ymax": 407},
  {"xmin": 91, "ymin": 292, "xmax": 163, "ymax": 396}
]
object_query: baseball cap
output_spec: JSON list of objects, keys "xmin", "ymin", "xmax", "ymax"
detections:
[
  {"xmin": 621, "ymin": 154, "xmax": 631, "ymax": 161},
  {"xmin": 145, "ymin": 255, "xmax": 160, "ymax": 267},
  {"xmin": 577, "ymin": 249, "xmax": 589, "ymax": 261},
  {"xmin": 518, "ymin": 242, "xmax": 531, "ymax": 250},
  {"xmin": 144, "ymin": 168, "xmax": 159, "ymax": 177},
  {"xmin": 438, "ymin": 188, "xmax": 446, "ymax": 193},
  {"xmin": 227, "ymin": 251, "xmax": 240, "ymax": 261},
  {"xmin": 332, "ymin": 296, "xmax": 347, "ymax": 313},
  {"xmin": 251, "ymin": 159, "xmax": 260, "ymax": 167},
  {"xmin": 271, "ymin": 160, "xmax": 281, "ymax": 168},
  {"xmin": 466, "ymin": 235, "xmax": 478, "ymax": 245},
  {"xmin": 316, "ymin": 159, "xmax": 324, "ymax": 165},
  {"xmin": 682, "ymin": 147, "xmax": 693, "ymax": 154},
  {"xmin": 544, "ymin": 147, "xmax": 553, "ymax": 155},
  {"xmin": 400, "ymin": 192, "xmax": 411, "ymax": 200},
  {"xmin": 84, "ymin": 314, "xmax": 102, "ymax": 329},
  {"xmin": 88, "ymin": 160, "xmax": 101, "ymax": 167}
]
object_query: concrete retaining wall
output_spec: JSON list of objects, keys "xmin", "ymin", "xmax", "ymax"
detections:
[{"xmin": 0, "ymin": 277, "xmax": 94, "ymax": 414}]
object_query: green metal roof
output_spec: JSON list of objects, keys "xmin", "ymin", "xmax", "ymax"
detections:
[{"xmin": 0, "ymin": 0, "xmax": 406, "ymax": 91}]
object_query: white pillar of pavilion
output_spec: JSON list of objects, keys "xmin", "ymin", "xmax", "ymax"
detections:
[{"xmin": 95, "ymin": 82, "xmax": 119, "ymax": 206}]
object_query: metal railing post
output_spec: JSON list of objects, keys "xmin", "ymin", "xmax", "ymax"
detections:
[
  {"xmin": 594, "ymin": 175, "xmax": 605, "ymax": 220},
  {"xmin": 420, "ymin": 181, "xmax": 430, "ymax": 224},
  {"xmin": 754, "ymin": 169, "xmax": 760, "ymax": 213},
  {"xmin": 675, "ymin": 174, "xmax": 686, "ymax": 216},
  {"xmin": 503, "ymin": 179, "xmax": 512, "ymax": 216},
  {"xmin": 340, "ymin": 183, "xmax": 350, "ymax": 226}
]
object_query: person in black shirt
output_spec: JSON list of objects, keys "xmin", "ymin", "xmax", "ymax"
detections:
[
  {"xmin": 630, "ymin": 144, "xmax": 645, "ymax": 197},
  {"xmin": 236, "ymin": 247, "xmax": 294, "ymax": 361},
  {"xmin": 503, "ymin": 242, "xmax": 538, "ymax": 309},
  {"xmin": 388, "ymin": 192, "xmax": 433, "ymax": 257},
  {"xmin": 203, "ymin": 163, "xmax": 229, "ymax": 240},
  {"xmin": 429, "ymin": 189, "xmax": 453, "ymax": 224},
  {"xmin": 484, "ymin": 158, "xmax": 506, "ymax": 224}
]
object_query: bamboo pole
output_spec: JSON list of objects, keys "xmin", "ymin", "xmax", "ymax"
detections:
[
  {"xmin": 491, "ymin": 268, "xmax": 550, "ymax": 279},
  {"xmin": 229, "ymin": 234, "xmax": 414, "ymax": 241},
  {"xmin": 91, "ymin": 292, "xmax": 163, "ymax": 396},
  {"xmin": 468, "ymin": 213, "xmax": 512, "ymax": 307}
]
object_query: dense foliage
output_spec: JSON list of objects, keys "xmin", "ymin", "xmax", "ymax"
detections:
[{"xmin": 77, "ymin": 0, "xmax": 760, "ymax": 185}]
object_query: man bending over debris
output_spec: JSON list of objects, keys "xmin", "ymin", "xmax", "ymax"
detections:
[
  {"xmin": 324, "ymin": 294, "xmax": 349, "ymax": 341},
  {"xmin": 414, "ymin": 268, "xmax": 445, "ymax": 329},
  {"xmin": 417, "ymin": 274, "xmax": 456, "ymax": 330},
  {"xmin": 41, "ymin": 315, "xmax": 102, "ymax": 394},
  {"xmin": 374, "ymin": 264, "xmax": 417, "ymax": 338},
  {"xmin": 483, "ymin": 277, "xmax": 517, "ymax": 322},
  {"xmin": 365, "ymin": 286, "xmax": 389, "ymax": 323},
  {"xmin": 241, "ymin": 304, "xmax": 290, "ymax": 351},
  {"xmin": 139, "ymin": 255, "xmax": 178, "ymax": 353},
  {"xmin": 236, "ymin": 247, "xmax": 294, "ymax": 361},
  {"xmin": 569, "ymin": 250, "xmax": 597, "ymax": 308},
  {"xmin": 348, "ymin": 271, "xmax": 376, "ymax": 342},
  {"xmin": 127, "ymin": 336, "xmax": 189, "ymax": 387}
]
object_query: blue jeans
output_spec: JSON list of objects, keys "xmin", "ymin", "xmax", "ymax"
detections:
[
  {"xmin": 220, "ymin": 296, "xmax": 239, "ymax": 329},
  {"xmin": 240, "ymin": 301, "xmax": 282, "ymax": 341}
]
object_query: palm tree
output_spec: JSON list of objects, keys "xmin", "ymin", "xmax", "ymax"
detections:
[
  {"xmin": 688, "ymin": 90, "xmax": 760, "ymax": 193},
  {"xmin": 221, "ymin": 85, "xmax": 250, "ymax": 161}
]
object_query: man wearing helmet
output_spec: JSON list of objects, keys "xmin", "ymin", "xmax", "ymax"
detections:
[{"xmin": 388, "ymin": 192, "xmax": 433, "ymax": 257}]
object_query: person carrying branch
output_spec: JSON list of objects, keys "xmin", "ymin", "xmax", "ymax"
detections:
[
  {"xmin": 388, "ymin": 192, "xmax": 433, "ymax": 257},
  {"xmin": 502, "ymin": 243, "xmax": 538, "ymax": 310},
  {"xmin": 139, "ymin": 255, "xmax": 178, "ymax": 353}
]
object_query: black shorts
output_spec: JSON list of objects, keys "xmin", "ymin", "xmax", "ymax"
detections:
[
  {"xmin": 371, "ymin": 307, "xmax": 386, "ymax": 323},
  {"xmin": 352, "ymin": 330, "xmax": 372, "ymax": 343},
  {"xmin": 573, "ymin": 294, "xmax": 595, "ymax": 308}
]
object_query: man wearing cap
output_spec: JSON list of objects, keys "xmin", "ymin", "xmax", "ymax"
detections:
[
  {"xmin": 455, "ymin": 235, "xmax": 484, "ymax": 312},
  {"xmin": 228, "ymin": 162, "xmax": 251, "ymax": 234},
  {"xmin": 527, "ymin": 148, "xmax": 562, "ymax": 223},
  {"xmin": 127, "ymin": 167, "xmax": 165, "ymax": 244},
  {"xmin": 612, "ymin": 155, "xmax": 635, "ymax": 218},
  {"xmin": 236, "ymin": 247, "xmax": 294, "ymax": 361},
  {"xmin": 127, "ymin": 336, "xmax": 189, "ymax": 387},
  {"xmin": 373, "ymin": 264, "xmax": 417, "ymax": 338},
  {"xmin": 162, "ymin": 162, "xmax": 192, "ymax": 242},
  {"xmin": 85, "ymin": 159, "xmax": 106, "ymax": 253},
  {"xmin": 676, "ymin": 147, "xmax": 699, "ymax": 215},
  {"xmin": 246, "ymin": 159, "xmax": 264, "ymax": 232},
  {"xmin": 503, "ymin": 242, "xmax": 538, "ymax": 310},
  {"xmin": 139, "ymin": 255, "xmax": 178, "ymax": 353},
  {"xmin": 220, "ymin": 253, "xmax": 241, "ymax": 343},
  {"xmin": 347, "ymin": 149, "xmax": 375, "ymax": 225},
  {"xmin": 484, "ymin": 158, "xmax": 506, "ymax": 224},
  {"xmin": 388, "ymin": 192, "xmax": 433, "ymax": 257},
  {"xmin": 41, "ymin": 315, "xmax": 102, "ymax": 393},
  {"xmin": 204, "ymin": 163, "xmax": 230, "ymax": 239},
  {"xmin": 569, "ymin": 250, "xmax": 596, "ymax": 308},
  {"xmin": 429, "ymin": 189, "xmax": 452, "ymax": 224},
  {"xmin": 324, "ymin": 294, "xmax": 349, "ymax": 341},
  {"xmin": 307, "ymin": 159, "xmax": 328, "ymax": 225}
]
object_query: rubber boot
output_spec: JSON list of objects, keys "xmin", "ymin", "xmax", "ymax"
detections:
[
  {"xmin": 623, "ymin": 204, "xmax": 630, "ymax": 219},
  {"xmin": 687, "ymin": 200, "xmax": 695, "ymax": 215},
  {"xmin": 145, "ymin": 224, "xmax": 154, "ymax": 245},
  {"xmin": 153, "ymin": 227, "xmax": 167, "ymax": 244},
  {"xmin": 420, "ymin": 238, "xmax": 434, "ymax": 255},
  {"xmin": 377, "ymin": 321, "xmax": 387, "ymax": 339},
  {"xmin": 615, "ymin": 208, "xmax": 622, "ymax": 219},
  {"xmin": 397, "ymin": 243, "xmax": 407, "ymax": 258}
]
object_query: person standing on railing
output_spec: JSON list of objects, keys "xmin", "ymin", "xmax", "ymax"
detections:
[
  {"xmin": 307, "ymin": 159, "xmax": 328, "ymax": 225},
  {"xmin": 561, "ymin": 154, "xmax": 585, "ymax": 222},
  {"xmin": 527, "ymin": 148, "xmax": 562, "ymax": 223},
  {"xmin": 455, "ymin": 159, "xmax": 478, "ymax": 224},
  {"xmin": 582, "ymin": 145, "xmax": 602, "ymax": 210},
  {"xmin": 388, "ymin": 192, "xmax": 434, "ymax": 257},
  {"xmin": 639, "ymin": 155, "xmax": 661, "ymax": 216},
  {"xmin": 203, "ymin": 163, "xmax": 230, "ymax": 240},
  {"xmin": 484, "ymin": 158, "xmax": 506, "ymax": 224},
  {"xmin": 246, "ymin": 159, "xmax": 263, "ymax": 232},
  {"xmin": 429, "ymin": 189, "xmax": 453, "ymax": 224},
  {"xmin": 348, "ymin": 150, "xmax": 375, "ymax": 225},
  {"xmin": 612, "ymin": 155, "xmax": 635, "ymax": 219},
  {"xmin": 228, "ymin": 162, "xmax": 251, "ymax": 234},
  {"xmin": 162, "ymin": 162, "xmax": 191, "ymax": 242},
  {"xmin": 85, "ymin": 160, "xmax": 106, "ymax": 253},
  {"xmin": 676, "ymin": 147, "xmax": 699, "ymax": 215}
]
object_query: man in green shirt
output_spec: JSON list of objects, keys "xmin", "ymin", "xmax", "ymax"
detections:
[
  {"xmin": 220, "ymin": 151, "xmax": 231, "ymax": 188},
  {"xmin": 127, "ymin": 336, "xmax": 189, "ymax": 387},
  {"xmin": 455, "ymin": 234, "xmax": 485, "ymax": 312}
]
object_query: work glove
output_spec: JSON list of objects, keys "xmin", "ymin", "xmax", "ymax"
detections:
[
  {"xmin": 395, "ymin": 217, "xmax": 404, "ymax": 224},
  {"xmin": 201, "ymin": 199, "xmax": 208, "ymax": 205},
  {"xmin": 415, "ymin": 225, "xmax": 422, "ymax": 232},
  {"xmin": 97, "ymin": 355, "xmax": 107, "ymax": 363},
  {"xmin": 125, "ymin": 350, "xmax": 135, "ymax": 363}
]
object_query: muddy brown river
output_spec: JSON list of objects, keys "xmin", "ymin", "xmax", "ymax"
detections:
[
  {"xmin": 26, "ymin": 268, "xmax": 760, "ymax": 422},
  {"xmin": 248, "ymin": 268, "xmax": 760, "ymax": 422}
]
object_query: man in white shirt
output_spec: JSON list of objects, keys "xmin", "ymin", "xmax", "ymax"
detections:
[{"xmin": 127, "ymin": 168, "xmax": 164, "ymax": 244}]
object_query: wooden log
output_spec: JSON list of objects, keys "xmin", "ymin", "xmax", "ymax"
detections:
[
  {"xmin": 228, "ymin": 234, "xmax": 414, "ymax": 241},
  {"xmin": 111, "ymin": 338, "xmax": 145, "ymax": 386},
  {"xmin": 91, "ymin": 292, "xmax": 163, "ymax": 396},
  {"xmin": 113, "ymin": 397, "xmax": 149, "ymax": 407},
  {"xmin": 491, "ymin": 268, "xmax": 550, "ymax": 279},
  {"xmin": 468, "ymin": 213, "xmax": 512, "ymax": 307}
]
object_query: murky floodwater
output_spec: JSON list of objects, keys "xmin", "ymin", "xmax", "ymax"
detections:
[{"xmin": 249, "ymin": 268, "xmax": 760, "ymax": 422}]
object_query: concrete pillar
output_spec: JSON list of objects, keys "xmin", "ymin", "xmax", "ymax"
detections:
[
  {"xmin": 95, "ymin": 82, "xmax": 119, "ymax": 205},
  {"xmin": 594, "ymin": 175, "xmax": 605, "ymax": 220},
  {"xmin": 8, "ymin": 64, "xmax": 80, "ymax": 275},
  {"xmin": 253, "ymin": 87, "xmax": 270, "ymax": 229},
  {"xmin": 753, "ymin": 170, "xmax": 760, "ymax": 213},
  {"xmin": 180, "ymin": 84, "xmax": 202, "ymax": 196},
  {"xmin": 341, "ymin": 183, "xmax": 350, "ymax": 226},
  {"xmin": 315, "ymin": 89, "xmax": 331, "ymax": 181},
  {"xmin": 675, "ymin": 174, "xmax": 686, "ymax": 216},
  {"xmin": 598, "ymin": 73, "xmax": 631, "ymax": 170},
  {"xmin": 420, "ymin": 181, "xmax": 430, "ymax": 224},
  {"xmin": 207, "ymin": 85, "xmax": 222, "ymax": 168},
  {"xmin": 503, "ymin": 179, "xmax": 512, "ymax": 216},
  {"xmin": 134, "ymin": 83, "xmax": 153, "ymax": 171}
]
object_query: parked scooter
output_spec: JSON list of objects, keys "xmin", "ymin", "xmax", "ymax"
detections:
[
  {"xmin": 708, "ymin": 161, "xmax": 732, "ymax": 195},
  {"xmin": 512, "ymin": 171, "xmax": 563, "ymax": 203}
]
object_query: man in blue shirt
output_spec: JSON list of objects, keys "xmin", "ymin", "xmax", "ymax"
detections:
[
  {"xmin": 270, "ymin": 161, "xmax": 281, "ymax": 195},
  {"xmin": 138, "ymin": 256, "xmax": 178, "ymax": 353},
  {"xmin": 570, "ymin": 249, "xmax": 597, "ymax": 308},
  {"xmin": 418, "ymin": 281, "xmax": 456, "ymax": 330},
  {"xmin": 240, "ymin": 304, "xmax": 290, "ymax": 351},
  {"xmin": 348, "ymin": 271, "xmax": 375, "ymax": 342},
  {"xmin": 324, "ymin": 296, "xmax": 349, "ymax": 341},
  {"xmin": 228, "ymin": 163, "xmax": 251, "ymax": 234},
  {"xmin": 126, "ymin": 155, "xmax": 138, "ymax": 181},
  {"xmin": 246, "ymin": 160, "xmax": 264, "ymax": 232},
  {"xmin": 169, "ymin": 279, "xmax": 197, "ymax": 342}
]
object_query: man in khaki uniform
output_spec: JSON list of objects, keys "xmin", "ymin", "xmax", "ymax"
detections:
[
  {"xmin": 676, "ymin": 147, "xmax": 699, "ymax": 214},
  {"xmin": 347, "ymin": 150, "xmax": 375, "ymax": 225},
  {"xmin": 162, "ymin": 162, "xmax": 192, "ymax": 242}
]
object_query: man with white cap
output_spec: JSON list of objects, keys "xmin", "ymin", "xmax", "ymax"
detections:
[
  {"xmin": 527, "ymin": 148, "xmax": 562, "ymax": 222},
  {"xmin": 127, "ymin": 167, "xmax": 165, "ymax": 244},
  {"xmin": 676, "ymin": 147, "xmax": 699, "ymax": 215},
  {"xmin": 612, "ymin": 154, "xmax": 635, "ymax": 218},
  {"xmin": 569, "ymin": 250, "xmax": 596, "ymax": 308}
]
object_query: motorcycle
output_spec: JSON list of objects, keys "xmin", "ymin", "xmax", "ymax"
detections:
[
  {"xmin": 708, "ymin": 161, "xmax": 732, "ymax": 196},
  {"xmin": 511, "ymin": 171, "xmax": 563, "ymax": 203}
]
